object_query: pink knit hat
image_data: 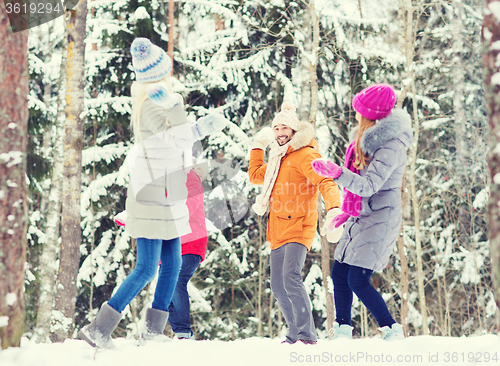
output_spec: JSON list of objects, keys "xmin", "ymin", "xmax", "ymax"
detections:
[
  {"xmin": 352, "ymin": 84, "xmax": 396, "ymax": 121},
  {"xmin": 272, "ymin": 102, "xmax": 300, "ymax": 131}
]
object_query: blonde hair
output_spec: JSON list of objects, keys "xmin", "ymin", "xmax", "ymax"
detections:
[
  {"xmin": 353, "ymin": 115, "xmax": 376, "ymax": 170},
  {"xmin": 130, "ymin": 76, "xmax": 173, "ymax": 139}
]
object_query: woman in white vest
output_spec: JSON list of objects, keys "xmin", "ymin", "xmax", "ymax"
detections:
[{"xmin": 79, "ymin": 38, "xmax": 227, "ymax": 348}]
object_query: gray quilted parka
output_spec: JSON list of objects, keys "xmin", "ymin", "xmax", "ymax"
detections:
[{"xmin": 333, "ymin": 109, "xmax": 413, "ymax": 271}]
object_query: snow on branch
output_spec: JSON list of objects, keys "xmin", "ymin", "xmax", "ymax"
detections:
[
  {"xmin": 81, "ymin": 142, "xmax": 129, "ymax": 166},
  {"xmin": 80, "ymin": 171, "xmax": 124, "ymax": 212}
]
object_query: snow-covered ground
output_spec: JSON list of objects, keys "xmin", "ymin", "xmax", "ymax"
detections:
[{"xmin": 2, "ymin": 334, "xmax": 500, "ymax": 366}]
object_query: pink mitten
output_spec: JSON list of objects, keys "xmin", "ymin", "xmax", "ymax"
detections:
[
  {"xmin": 329, "ymin": 212, "xmax": 350, "ymax": 230},
  {"xmin": 311, "ymin": 159, "xmax": 343, "ymax": 179}
]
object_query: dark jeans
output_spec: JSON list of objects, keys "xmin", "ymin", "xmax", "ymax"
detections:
[
  {"xmin": 108, "ymin": 237, "xmax": 182, "ymax": 313},
  {"xmin": 331, "ymin": 260, "xmax": 395, "ymax": 328},
  {"xmin": 168, "ymin": 254, "xmax": 202, "ymax": 335},
  {"xmin": 270, "ymin": 242, "xmax": 317, "ymax": 343}
]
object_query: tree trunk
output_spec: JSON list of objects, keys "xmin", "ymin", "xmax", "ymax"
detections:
[
  {"xmin": 320, "ymin": 238, "xmax": 335, "ymax": 336},
  {"xmin": 268, "ymin": 291, "xmax": 274, "ymax": 338},
  {"xmin": 257, "ymin": 215, "xmax": 264, "ymax": 337},
  {"xmin": 395, "ymin": 36, "xmax": 410, "ymax": 331},
  {"xmin": 305, "ymin": 0, "xmax": 336, "ymax": 336},
  {"xmin": 298, "ymin": 6, "xmax": 312, "ymax": 120},
  {"xmin": 34, "ymin": 25, "xmax": 68, "ymax": 343},
  {"xmin": 307, "ymin": 0, "xmax": 320, "ymax": 124},
  {"xmin": 0, "ymin": 5, "xmax": 29, "ymax": 349},
  {"xmin": 435, "ymin": 270, "xmax": 445, "ymax": 334},
  {"xmin": 396, "ymin": 170, "xmax": 409, "ymax": 335},
  {"xmin": 396, "ymin": 59, "xmax": 410, "ymax": 336},
  {"xmin": 483, "ymin": 0, "xmax": 500, "ymax": 312},
  {"xmin": 402, "ymin": 0, "xmax": 428, "ymax": 335},
  {"xmin": 452, "ymin": 0, "xmax": 470, "ymax": 268},
  {"xmin": 452, "ymin": 0, "xmax": 465, "ymax": 161},
  {"xmin": 51, "ymin": 2, "xmax": 87, "ymax": 342},
  {"xmin": 318, "ymin": 201, "xmax": 335, "ymax": 337},
  {"xmin": 360, "ymin": 304, "xmax": 368, "ymax": 337},
  {"xmin": 409, "ymin": 78, "xmax": 428, "ymax": 334},
  {"xmin": 396, "ymin": 229, "xmax": 409, "ymax": 335},
  {"xmin": 299, "ymin": 0, "xmax": 320, "ymax": 121}
]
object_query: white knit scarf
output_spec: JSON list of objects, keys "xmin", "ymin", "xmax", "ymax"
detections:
[{"xmin": 252, "ymin": 140, "xmax": 290, "ymax": 216}]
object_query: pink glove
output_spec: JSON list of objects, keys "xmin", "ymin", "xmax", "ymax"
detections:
[
  {"xmin": 311, "ymin": 158, "xmax": 343, "ymax": 179},
  {"xmin": 329, "ymin": 212, "xmax": 351, "ymax": 230}
]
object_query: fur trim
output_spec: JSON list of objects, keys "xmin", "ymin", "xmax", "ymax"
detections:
[
  {"xmin": 289, "ymin": 121, "xmax": 315, "ymax": 151},
  {"xmin": 359, "ymin": 109, "xmax": 413, "ymax": 156}
]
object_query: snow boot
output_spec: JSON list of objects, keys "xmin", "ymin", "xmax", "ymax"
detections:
[
  {"xmin": 329, "ymin": 322, "xmax": 353, "ymax": 340},
  {"xmin": 175, "ymin": 332, "xmax": 195, "ymax": 340},
  {"xmin": 379, "ymin": 323, "xmax": 405, "ymax": 341},
  {"xmin": 139, "ymin": 307, "xmax": 170, "ymax": 344},
  {"xmin": 78, "ymin": 303, "xmax": 122, "ymax": 349}
]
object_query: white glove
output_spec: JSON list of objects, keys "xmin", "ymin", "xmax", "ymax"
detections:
[
  {"xmin": 195, "ymin": 113, "xmax": 228, "ymax": 138},
  {"xmin": 114, "ymin": 211, "xmax": 127, "ymax": 227},
  {"xmin": 321, "ymin": 208, "xmax": 344, "ymax": 243},
  {"xmin": 252, "ymin": 127, "xmax": 274, "ymax": 150},
  {"xmin": 191, "ymin": 161, "xmax": 210, "ymax": 179},
  {"xmin": 146, "ymin": 81, "xmax": 180, "ymax": 109}
]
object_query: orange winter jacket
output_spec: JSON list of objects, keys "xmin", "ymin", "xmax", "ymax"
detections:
[{"xmin": 249, "ymin": 122, "xmax": 341, "ymax": 250}]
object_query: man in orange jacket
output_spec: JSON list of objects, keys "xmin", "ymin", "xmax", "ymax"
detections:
[{"xmin": 249, "ymin": 101, "xmax": 341, "ymax": 344}]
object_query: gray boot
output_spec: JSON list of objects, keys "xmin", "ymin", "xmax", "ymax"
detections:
[
  {"xmin": 78, "ymin": 303, "xmax": 122, "ymax": 349},
  {"xmin": 139, "ymin": 307, "xmax": 169, "ymax": 343}
]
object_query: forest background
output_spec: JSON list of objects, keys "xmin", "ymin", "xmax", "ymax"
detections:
[{"xmin": 2, "ymin": 0, "xmax": 498, "ymax": 346}]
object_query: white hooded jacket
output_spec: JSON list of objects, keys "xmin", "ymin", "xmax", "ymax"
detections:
[{"xmin": 125, "ymin": 97, "xmax": 198, "ymax": 240}]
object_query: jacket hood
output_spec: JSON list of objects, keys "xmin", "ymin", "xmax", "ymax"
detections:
[
  {"xmin": 359, "ymin": 109, "xmax": 413, "ymax": 156},
  {"xmin": 288, "ymin": 121, "xmax": 315, "ymax": 151}
]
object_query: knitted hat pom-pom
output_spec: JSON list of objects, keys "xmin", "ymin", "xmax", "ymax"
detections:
[
  {"xmin": 281, "ymin": 101, "xmax": 296, "ymax": 113},
  {"xmin": 131, "ymin": 38, "xmax": 151, "ymax": 60}
]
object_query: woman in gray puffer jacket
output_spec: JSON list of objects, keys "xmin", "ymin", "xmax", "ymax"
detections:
[{"xmin": 312, "ymin": 84, "xmax": 413, "ymax": 341}]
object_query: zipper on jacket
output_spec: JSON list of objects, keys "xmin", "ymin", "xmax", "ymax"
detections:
[{"xmin": 341, "ymin": 217, "xmax": 357, "ymax": 262}]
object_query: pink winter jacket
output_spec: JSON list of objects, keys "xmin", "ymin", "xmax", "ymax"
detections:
[{"xmin": 180, "ymin": 170, "xmax": 207, "ymax": 261}]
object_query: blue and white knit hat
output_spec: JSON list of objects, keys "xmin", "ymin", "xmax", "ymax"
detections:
[{"xmin": 131, "ymin": 38, "xmax": 172, "ymax": 82}]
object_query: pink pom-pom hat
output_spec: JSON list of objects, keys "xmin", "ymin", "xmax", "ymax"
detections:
[{"xmin": 352, "ymin": 83, "xmax": 396, "ymax": 121}]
